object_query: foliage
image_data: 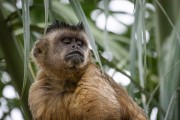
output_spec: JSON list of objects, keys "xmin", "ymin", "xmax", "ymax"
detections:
[{"xmin": 0, "ymin": 0, "xmax": 179, "ymax": 120}]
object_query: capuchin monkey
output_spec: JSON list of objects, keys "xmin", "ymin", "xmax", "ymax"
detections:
[{"xmin": 28, "ymin": 20, "xmax": 148, "ymax": 120}]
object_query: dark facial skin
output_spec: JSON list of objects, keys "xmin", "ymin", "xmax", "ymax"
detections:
[
  {"xmin": 62, "ymin": 37, "xmax": 85, "ymax": 65},
  {"xmin": 46, "ymin": 30, "xmax": 90, "ymax": 70}
]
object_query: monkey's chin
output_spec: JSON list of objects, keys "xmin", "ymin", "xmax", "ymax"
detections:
[{"xmin": 65, "ymin": 54, "xmax": 84, "ymax": 68}]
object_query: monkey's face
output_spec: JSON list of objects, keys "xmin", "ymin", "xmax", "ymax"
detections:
[
  {"xmin": 32, "ymin": 31, "xmax": 90, "ymax": 71},
  {"xmin": 49, "ymin": 30, "xmax": 90, "ymax": 69},
  {"xmin": 62, "ymin": 37, "xmax": 87, "ymax": 66},
  {"xmin": 32, "ymin": 21, "xmax": 91, "ymax": 72}
]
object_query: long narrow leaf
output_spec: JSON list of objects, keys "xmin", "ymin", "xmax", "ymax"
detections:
[
  {"xmin": 103, "ymin": 0, "xmax": 110, "ymax": 51},
  {"xmin": 44, "ymin": 0, "xmax": 49, "ymax": 34},
  {"xmin": 164, "ymin": 88, "xmax": 180, "ymax": 120},
  {"xmin": 155, "ymin": 0, "xmax": 180, "ymax": 43},
  {"xmin": 130, "ymin": 0, "xmax": 147, "ymax": 110},
  {"xmin": 160, "ymin": 18, "xmax": 180, "ymax": 119},
  {"xmin": 128, "ymin": 5, "xmax": 137, "ymax": 97},
  {"xmin": 21, "ymin": 0, "xmax": 30, "ymax": 97}
]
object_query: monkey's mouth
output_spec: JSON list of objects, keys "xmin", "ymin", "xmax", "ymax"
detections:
[{"xmin": 65, "ymin": 51, "xmax": 84, "ymax": 64}]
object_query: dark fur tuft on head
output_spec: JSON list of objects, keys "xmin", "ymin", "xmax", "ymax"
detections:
[{"xmin": 46, "ymin": 20, "xmax": 84, "ymax": 34}]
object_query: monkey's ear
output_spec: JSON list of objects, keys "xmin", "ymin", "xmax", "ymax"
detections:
[{"xmin": 32, "ymin": 39, "xmax": 48, "ymax": 58}]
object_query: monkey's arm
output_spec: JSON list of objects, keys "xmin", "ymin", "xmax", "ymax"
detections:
[{"xmin": 104, "ymin": 73, "xmax": 148, "ymax": 120}]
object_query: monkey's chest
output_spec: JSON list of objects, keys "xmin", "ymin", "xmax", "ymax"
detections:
[{"xmin": 56, "ymin": 79, "xmax": 121, "ymax": 120}]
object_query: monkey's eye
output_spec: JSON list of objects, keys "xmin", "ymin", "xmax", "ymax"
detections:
[
  {"xmin": 76, "ymin": 40, "xmax": 83, "ymax": 46},
  {"xmin": 62, "ymin": 39, "xmax": 71, "ymax": 44},
  {"xmin": 37, "ymin": 48, "xmax": 42, "ymax": 54}
]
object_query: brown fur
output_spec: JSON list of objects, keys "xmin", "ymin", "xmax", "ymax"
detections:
[{"xmin": 29, "ymin": 21, "xmax": 148, "ymax": 120}]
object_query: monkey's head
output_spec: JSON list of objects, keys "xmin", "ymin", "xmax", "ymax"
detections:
[{"xmin": 32, "ymin": 20, "xmax": 91, "ymax": 73}]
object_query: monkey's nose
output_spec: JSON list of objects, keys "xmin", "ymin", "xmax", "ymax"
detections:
[
  {"xmin": 72, "ymin": 44, "xmax": 76, "ymax": 48},
  {"xmin": 71, "ymin": 44, "xmax": 80, "ymax": 50}
]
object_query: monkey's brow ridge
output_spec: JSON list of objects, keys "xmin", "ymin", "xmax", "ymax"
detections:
[{"xmin": 46, "ymin": 20, "xmax": 84, "ymax": 34}]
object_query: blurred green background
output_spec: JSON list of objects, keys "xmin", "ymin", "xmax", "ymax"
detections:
[{"xmin": 0, "ymin": 0, "xmax": 179, "ymax": 120}]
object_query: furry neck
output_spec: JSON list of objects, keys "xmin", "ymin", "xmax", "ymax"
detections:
[
  {"xmin": 37, "ymin": 62, "xmax": 95, "ymax": 94},
  {"xmin": 43, "ymin": 61, "xmax": 94, "ymax": 82}
]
